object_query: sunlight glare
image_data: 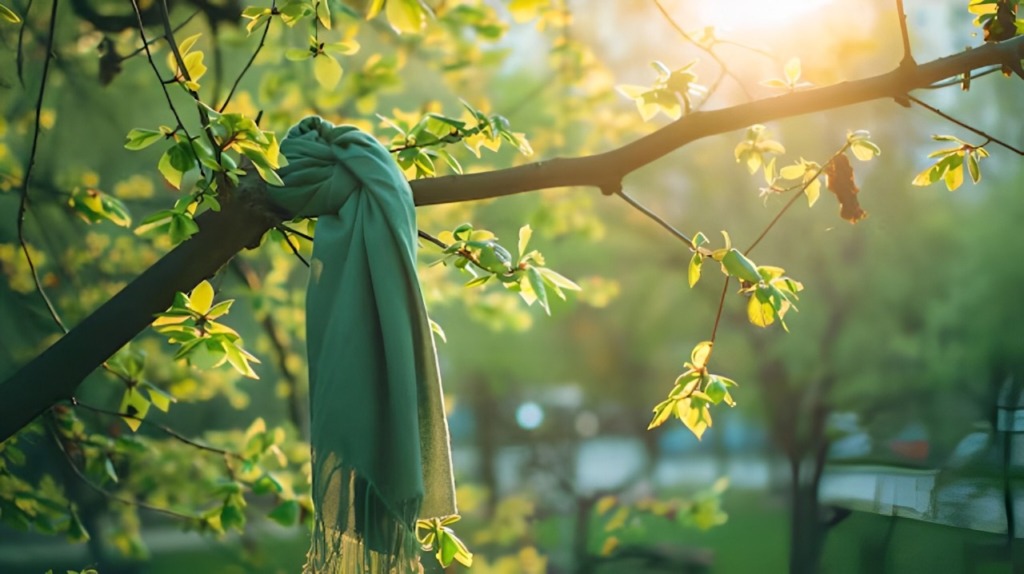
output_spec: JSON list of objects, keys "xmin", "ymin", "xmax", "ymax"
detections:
[{"xmin": 698, "ymin": 0, "xmax": 834, "ymax": 32}]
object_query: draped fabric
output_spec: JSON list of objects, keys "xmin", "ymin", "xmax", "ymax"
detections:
[{"xmin": 267, "ymin": 117, "xmax": 456, "ymax": 573}]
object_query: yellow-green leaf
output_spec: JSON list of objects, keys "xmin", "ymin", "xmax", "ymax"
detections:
[
  {"xmin": 779, "ymin": 163, "xmax": 806, "ymax": 180},
  {"xmin": 804, "ymin": 178, "xmax": 820, "ymax": 207},
  {"xmin": 118, "ymin": 389, "xmax": 151, "ymax": 432},
  {"xmin": 0, "ymin": 3, "xmax": 21, "ymax": 23},
  {"xmin": 178, "ymin": 33, "xmax": 202, "ymax": 55},
  {"xmin": 386, "ymin": 0, "xmax": 427, "ymax": 34},
  {"xmin": 688, "ymin": 252, "xmax": 702, "ymax": 288},
  {"xmin": 313, "ymin": 53, "xmax": 343, "ymax": 89},
  {"xmin": 518, "ymin": 224, "xmax": 532, "ymax": 258},
  {"xmin": 316, "ymin": 0, "xmax": 331, "ymax": 29},
  {"xmin": 366, "ymin": 0, "xmax": 384, "ymax": 19},
  {"xmin": 747, "ymin": 295, "xmax": 775, "ymax": 328},
  {"xmin": 190, "ymin": 280, "xmax": 214, "ymax": 315},
  {"xmin": 690, "ymin": 341, "xmax": 713, "ymax": 370},
  {"xmin": 851, "ymin": 140, "xmax": 880, "ymax": 161},
  {"xmin": 944, "ymin": 163, "xmax": 964, "ymax": 191}
]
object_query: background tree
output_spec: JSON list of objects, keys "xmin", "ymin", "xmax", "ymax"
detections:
[{"xmin": 1, "ymin": 0, "xmax": 1022, "ymax": 572}]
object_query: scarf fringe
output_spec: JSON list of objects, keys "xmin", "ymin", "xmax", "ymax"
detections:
[{"xmin": 305, "ymin": 461, "xmax": 422, "ymax": 574}]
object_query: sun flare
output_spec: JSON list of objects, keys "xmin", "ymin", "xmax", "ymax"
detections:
[{"xmin": 697, "ymin": 0, "xmax": 834, "ymax": 31}]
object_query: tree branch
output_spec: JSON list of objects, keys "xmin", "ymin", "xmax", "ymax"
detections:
[
  {"xmin": 1, "ymin": 35, "xmax": 1022, "ymax": 443},
  {"xmin": 410, "ymin": 35, "xmax": 1024, "ymax": 205}
]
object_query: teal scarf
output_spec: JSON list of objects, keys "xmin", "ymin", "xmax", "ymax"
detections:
[{"xmin": 268, "ymin": 117, "xmax": 456, "ymax": 573}]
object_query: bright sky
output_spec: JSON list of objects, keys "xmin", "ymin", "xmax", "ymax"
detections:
[{"xmin": 696, "ymin": 0, "xmax": 836, "ymax": 31}]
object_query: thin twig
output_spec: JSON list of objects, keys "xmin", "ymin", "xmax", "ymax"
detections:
[
  {"xmin": 614, "ymin": 189, "xmax": 696, "ymax": 251},
  {"xmin": 17, "ymin": 0, "xmax": 66, "ymax": 334},
  {"xmin": 277, "ymin": 223, "xmax": 313, "ymax": 241},
  {"xmin": 47, "ymin": 414, "xmax": 199, "ymax": 521},
  {"xmin": 218, "ymin": 0, "xmax": 276, "ymax": 112},
  {"xmin": 709, "ymin": 277, "xmax": 730, "ymax": 344},
  {"xmin": 745, "ymin": 145, "xmax": 850, "ymax": 254},
  {"xmin": 418, "ymin": 229, "xmax": 447, "ymax": 250},
  {"xmin": 417, "ymin": 229, "xmax": 515, "ymax": 277},
  {"xmin": 122, "ymin": 9, "xmax": 201, "ymax": 60},
  {"xmin": 280, "ymin": 230, "xmax": 310, "ymax": 267},
  {"xmin": 15, "ymin": 0, "xmax": 34, "ymax": 87},
  {"xmin": 128, "ymin": 0, "xmax": 200, "ymax": 161},
  {"xmin": 895, "ymin": 0, "xmax": 915, "ymax": 67},
  {"xmin": 71, "ymin": 400, "xmax": 243, "ymax": 460},
  {"xmin": 926, "ymin": 65, "xmax": 1003, "ymax": 88},
  {"xmin": 652, "ymin": 0, "xmax": 753, "ymax": 102},
  {"xmin": 158, "ymin": 0, "xmax": 217, "ymax": 150},
  {"xmin": 908, "ymin": 94, "xmax": 1023, "ymax": 155}
]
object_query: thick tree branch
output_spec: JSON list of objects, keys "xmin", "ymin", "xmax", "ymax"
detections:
[
  {"xmin": 1, "ymin": 36, "xmax": 1022, "ymax": 443},
  {"xmin": 412, "ymin": 35, "xmax": 1023, "ymax": 205}
]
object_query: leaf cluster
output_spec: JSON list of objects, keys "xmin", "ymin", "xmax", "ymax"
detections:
[
  {"xmin": 151, "ymin": 280, "xmax": 261, "ymax": 380},
  {"xmin": 430, "ymin": 223, "xmax": 580, "ymax": 315}
]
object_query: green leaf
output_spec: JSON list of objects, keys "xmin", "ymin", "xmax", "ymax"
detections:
[
  {"xmin": 168, "ymin": 212, "xmax": 200, "ymax": 244},
  {"xmin": 104, "ymin": 457, "xmax": 119, "ymax": 484},
  {"xmin": 967, "ymin": 152, "xmax": 981, "ymax": 183},
  {"xmin": 1, "ymin": 3, "xmax": 21, "ymax": 23},
  {"xmin": 526, "ymin": 266, "xmax": 550, "ymax": 315},
  {"xmin": 224, "ymin": 342, "xmax": 260, "ymax": 379},
  {"xmin": 206, "ymin": 300, "xmax": 233, "ymax": 320},
  {"xmin": 157, "ymin": 142, "xmax": 196, "ymax": 189},
  {"xmin": 252, "ymin": 474, "xmax": 284, "ymax": 495},
  {"xmin": 435, "ymin": 527, "xmax": 473, "ymax": 567},
  {"xmin": 536, "ymin": 267, "xmax": 581, "ymax": 293},
  {"xmin": 267, "ymin": 500, "xmax": 300, "ymax": 526},
  {"xmin": 67, "ymin": 510, "xmax": 90, "ymax": 542},
  {"xmin": 693, "ymin": 231, "xmax": 709, "ymax": 248},
  {"xmin": 285, "ymin": 47, "xmax": 312, "ymax": 61},
  {"xmin": 220, "ymin": 500, "xmax": 246, "ymax": 532},
  {"xmin": 721, "ymin": 249, "xmax": 760, "ymax": 283},
  {"xmin": 68, "ymin": 187, "xmax": 133, "ymax": 227},
  {"xmin": 124, "ymin": 128, "xmax": 164, "ymax": 151}
]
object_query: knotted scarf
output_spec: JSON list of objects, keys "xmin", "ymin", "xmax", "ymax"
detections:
[{"xmin": 267, "ymin": 117, "xmax": 456, "ymax": 573}]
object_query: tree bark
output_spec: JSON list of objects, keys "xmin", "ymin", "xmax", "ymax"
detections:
[{"xmin": 1, "ymin": 36, "xmax": 1022, "ymax": 443}]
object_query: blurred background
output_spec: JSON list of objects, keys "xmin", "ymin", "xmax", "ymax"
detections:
[{"xmin": 1, "ymin": 0, "xmax": 1023, "ymax": 572}]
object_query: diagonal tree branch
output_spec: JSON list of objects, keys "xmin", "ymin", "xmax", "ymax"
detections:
[{"xmin": 1, "ymin": 35, "xmax": 1022, "ymax": 443}]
